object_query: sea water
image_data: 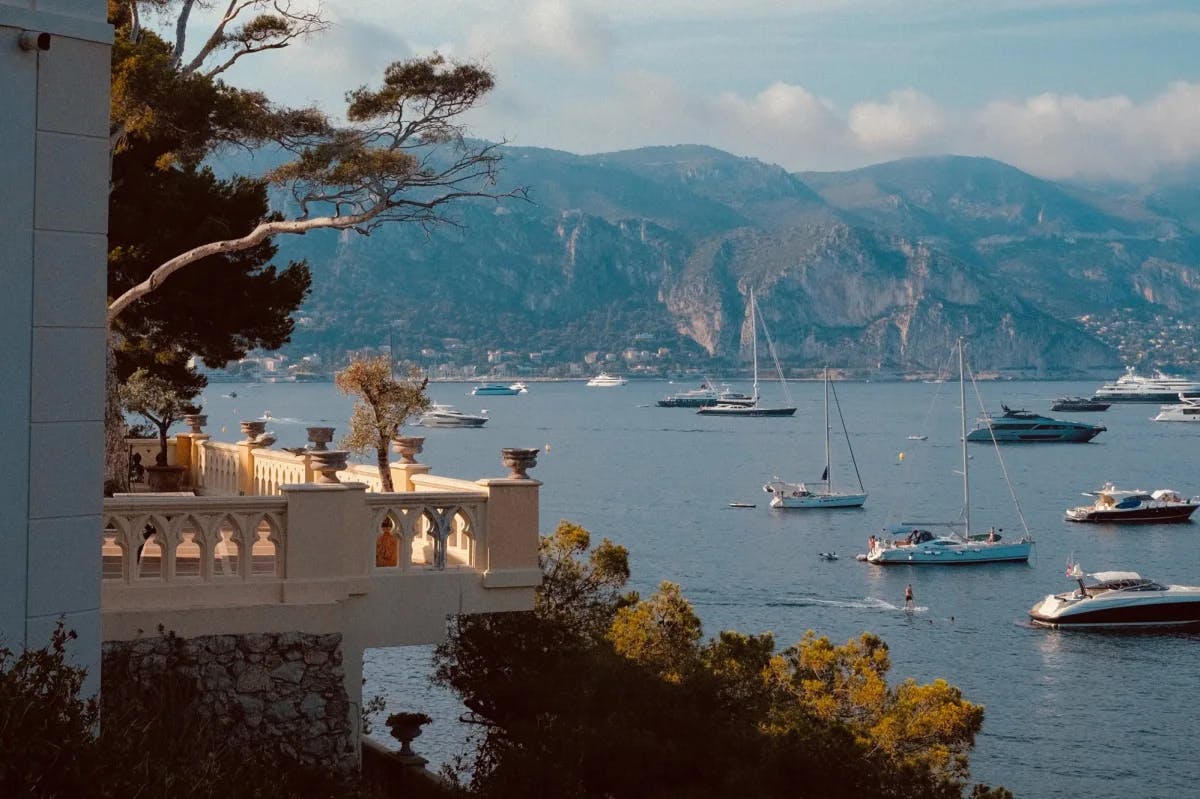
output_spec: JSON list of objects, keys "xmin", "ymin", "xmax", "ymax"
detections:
[{"xmin": 197, "ymin": 378, "xmax": 1200, "ymax": 798}]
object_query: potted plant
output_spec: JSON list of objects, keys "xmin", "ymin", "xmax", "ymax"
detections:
[
  {"xmin": 385, "ymin": 711, "xmax": 432, "ymax": 757},
  {"xmin": 119, "ymin": 368, "xmax": 197, "ymax": 492}
]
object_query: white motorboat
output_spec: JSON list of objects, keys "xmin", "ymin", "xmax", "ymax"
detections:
[
  {"xmin": 1091, "ymin": 367, "xmax": 1200, "ymax": 403},
  {"xmin": 656, "ymin": 380, "xmax": 754, "ymax": 408},
  {"xmin": 866, "ymin": 339, "xmax": 1034, "ymax": 565},
  {"xmin": 696, "ymin": 289, "xmax": 796, "ymax": 417},
  {"xmin": 1065, "ymin": 483, "xmax": 1199, "ymax": 523},
  {"xmin": 510, "ymin": 382, "xmax": 529, "ymax": 393},
  {"xmin": 1153, "ymin": 396, "xmax": 1200, "ymax": 422},
  {"xmin": 586, "ymin": 372, "xmax": 628, "ymax": 387},
  {"xmin": 417, "ymin": 404, "xmax": 488, "ymax": 428},
  {"xmin": 764, "ymin": 366, "xmax": 866, "ymax": 509},
  {"xmin": 1029, "ymin": 564, "xmax": 1200, "ymax": 628}
]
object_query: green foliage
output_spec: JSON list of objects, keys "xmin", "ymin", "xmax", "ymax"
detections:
[
  {"xmin": 433, "ymin": 522, "xmax": 1011, "ymax": 799},
  {"xmin": 119, "ymin": 367, "xmax": 197, "ymax": 461},
  {"xmin": 0, "ymin": 621, "xmax": 386, "ymax": 798},
  {"xmin": 335, "ymin": 356, "xmax": 430, "ymax": 491}
]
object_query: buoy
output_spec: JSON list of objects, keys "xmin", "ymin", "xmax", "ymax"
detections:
[{"xmin": 898, "ymin": 452, "xmax": 905, "ymax": 461}]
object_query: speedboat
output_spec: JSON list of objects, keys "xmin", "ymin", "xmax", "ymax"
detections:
[
  {"xmin": 416, "ymin": 404, "xmax": 488, "ymax": 428},
  {"xmin": 1051, "ymin": 396, "xmax": 1110, "ymax": 412},
  {"xmin": 1065, "ymin": 482, "xmax": 1198, "ymax": 523},
  {"xmin": 966, "ymin": 405, "xmax": 1105, "ymax": 443},
  {"xmin": 509, "ymin": 382, "xmax": 529, "ymax": 393},
  {"xmin": 656, "ymin": 381, "xmax": 754, "ymax": 408},
  {"xmin": 1091, "ymin": 367, "xmax": 1200, "ymax": 403},
  {"xmin": 1153, "ymin": 396, "xmax": 1200, "ymax": 422},
  {"xmin": 1029, "ymin": 564, "xmax": 1200, "ymax": 629},
  {"xmin": 472, "ymin": 383, "xmax": 522, "ymax": 396},
  {"xmin": 586, "ymin": 372, "xmax": 628, "ymax": 387}
]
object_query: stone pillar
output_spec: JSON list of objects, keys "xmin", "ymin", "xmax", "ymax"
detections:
[
  {"xmin": 279, "ymin": 482, "xmax": 371, "ymax": 602},
  {"xmin": 180, "ymin": 433, "xmax": 210, "ymax": 489},
  {"xmin": 237, "ymin": 420, "xmax": 268, "ymax": 496},
  {"xmin": 476, "ymin": 448, "xmax": 542, "ymax": 587}
]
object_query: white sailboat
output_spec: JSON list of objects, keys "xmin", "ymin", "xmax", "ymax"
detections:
[
  {"xmin": 696, "ymin": 289, "xmax": 796, "ymax": 417},
  {"xmin": 866, "ymin": 339, "xmax": 1034, "ymax": 565},
  {"xmin": 764, "ymin": 366, "xmax": 867, "ymax": 508}
]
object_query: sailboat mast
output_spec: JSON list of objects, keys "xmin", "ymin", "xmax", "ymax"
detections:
[
  {"xmin": 959, "ymin": 338, "xmax": 970, "ymax": 536},
  {"xmin": 750, "ymin": 289, "xmax": 759, "ymax": 401},
  {"xmin": 824, "ymin": 366, "xmax": 831, "ymax": 490}
]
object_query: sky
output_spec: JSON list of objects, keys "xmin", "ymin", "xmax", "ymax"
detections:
[{"xmin": 187, "ymin": 1, "xmax": 1200, "ymax": 181}]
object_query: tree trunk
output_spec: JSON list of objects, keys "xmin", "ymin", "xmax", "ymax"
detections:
[
  {"xmin": 104, "ymin": 329, "xmax": 129, "ymax": 496},
  {"xmin": 376, "ymin": 446, "xmax": 394, "ymax": 493}
]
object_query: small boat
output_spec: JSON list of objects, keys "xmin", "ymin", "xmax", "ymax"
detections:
[
  {"xmin": 966, "ymin": 405, "xmax": 1105, "ymax": 443},
  {"xmin": 1153, "ymin": 396, "xmax": 1200, "ymax": 422},
  {"xmin": 764, "ymin": 366, "xmax": 866, "ymax": 509},
  {"xmin": 867, "ymin": 339, "xmax": 1035, "ymax": 566},
  {"xmin": 510, "ymin": 382, "xmax": 529, "ymax": 393},
  {"xmin": 1029, "ymin": 563, "xmax": 1200, "ymax": 629},
  {"xmin": 906, "ymin": 434, "xmax": 927, "ymax": 441},
  {"xmin": 1065, "ymin": 482, "xmax": 1198, "ymax": 523},
  {"xmin": 1091, "ymin": 367, "xmax": 1200, "ymax": 403},
  {"xmin": 817, "ymin": 552, "xmax": 839, "ymax": 561},
  {"xmin": 696, "ymin": 289, "xmax": 796, "ymax": 417},
  {"xmin": 586, "ymin": 372, "xmax": 628, "ymax": 387},
  {"xmin": 417, "ymin": 404, "xmax": 488, "ymax": 428},
  {"xmin": 728, "ymin": 502, "xmax": 756, "ymax": 509},
  {"xmin": 472, "ymin": 383, "xmax": 523, "ymax": 396},
  {"xmin": 1051, "ymin": 396, "xmax": 1110, "ymax": 412}
]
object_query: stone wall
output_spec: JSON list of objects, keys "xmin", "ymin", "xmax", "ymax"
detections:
[{"xmin": 103, "ymin": 631, "xmax": 357, "ymax": 773}]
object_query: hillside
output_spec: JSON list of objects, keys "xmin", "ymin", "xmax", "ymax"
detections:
[{"xmin": 269, "ymin": 146, "xmax": 1200, "ymax": 376}]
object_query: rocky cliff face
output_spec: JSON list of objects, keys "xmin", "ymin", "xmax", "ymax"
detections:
[{"xmin": 276, "ymin": 146, "xmax": 1200, "ymax": 374}]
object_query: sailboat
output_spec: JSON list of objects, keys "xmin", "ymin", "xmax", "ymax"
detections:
[
  {"xmin": 866, "ymin": 339, "xmax": 1034, "ymax": 565},
  {"xmin": 764, "ymin": 367, "xmax": 867, "ymax": 508},
  {"xmin": 697, "ymin": 289, "xmax": 796, "ymax": 417}
]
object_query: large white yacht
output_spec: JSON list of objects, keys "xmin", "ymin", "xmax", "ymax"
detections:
[
  {"xmin": 586, "ymin": 372, "xmax": 628, "ymax": 387},
  {"xmin": 1091, "ymin": 367, "xmax": 1200, "ymax": 403},
  {"xmin": 1029, "ymin": 565, "xmax": 1200, "ymax": 629}
]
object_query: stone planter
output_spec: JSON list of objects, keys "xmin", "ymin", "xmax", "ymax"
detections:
[
  {"xmin": 182, "ymin": 414, "xmax": 207, "ymax": 434},
  {"xmin": 391, "ymin": 436, "xmax": 425, "ymax": 464},
  {"xmin": 501, "ymin": 447, "xmax": 539, "ymax": 479},
  {"xmin": 310, "ymin": 450, "xmax": 349, "ymax": 484},
  {"xmin": 146, "ymin": 464, "xmax": 187, "ymax": 493},
  {"xmin": 239, "ymin": 420, "xmax": 267, "ymax": 441},
  {"xmin": 306, "ymin": 426, "xmax": 335, "ymax": 451}
]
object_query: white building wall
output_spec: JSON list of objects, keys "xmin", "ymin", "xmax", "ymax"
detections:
[{"xmin": 0, "ymin": 0, "xmax": 110, "ymax": 687}]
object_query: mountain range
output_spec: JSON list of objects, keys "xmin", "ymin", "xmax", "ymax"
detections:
[{"xmin": 271, "ymin": 144, "xmax": 1200, "ymax": 376}]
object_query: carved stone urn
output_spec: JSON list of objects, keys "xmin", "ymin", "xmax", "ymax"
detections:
[
  {"xmin": 182, "ymin": 414, "xmax": 207, "ymax": 434},
  {"xmin": 305, "ymin": 426, "xmax": 335, "ymax": 451},
  {"xmin": 309, "ymin": 449, "xmax": 349, "ymax": 484},
  {"xmin": 386, "ymin": 712, "xmax": 432, "ymax": 759},
  {"xmin": 391, "ymin": 436, "xmax": 425, "ymax": 464},
  {"xmin": 501, "ymin": 447, "xmax": 540, "ymax": 479},
  {"xmin": 239, "ymin": 420, "xmax": 267, "ymax": 441}
]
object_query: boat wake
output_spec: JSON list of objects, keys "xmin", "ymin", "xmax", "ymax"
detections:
[{"xmin": 766, "ymin": 595, "xmax": 901, "ymax": 611}]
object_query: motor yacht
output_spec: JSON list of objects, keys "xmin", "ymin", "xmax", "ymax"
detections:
[
  {"xmin": 1153, "ymin": 396, "xmax": 1200, "ymax": 422},
  {"xmin": 656, "ymin": 381, "xmax": 754, "ymax": 408},
  {"xmin": 1029, "ymin": 565, "xmax": 1200, "ymax": 629},
  {"xmin": 416, "ymin": 404, "xmax": 488, "ymax": 428},
  {"xmin": 509, "ymin": 382, "xmax": 529, "ymax": 393},
  {"xmin": 586, "ymin": 372, "xmax": 628, "ymax": 387},
  {"xmin": 1091, "ymin": 367, "xmax": 1200, "ymax": 403},
  {"xmin": 1065, "ymin": 483, "xmax": 1198, "ymax": 523},
  {"xmin": 966, "ymin": 406, "xmax": 1105, "ymax": 443},
  {"xmin": 1050, "ymin": 396, "xmax": 1109, "ymax": 412},
  {"xmin": 472, "ymin": 383, "xmax": 522, "ymax": 396}
]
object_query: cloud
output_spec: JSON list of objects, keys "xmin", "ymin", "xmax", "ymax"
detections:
[
  {"xmin": 467, "ymin": 0, "xmax": 614, "ymax": 71},
  {"xmin": 849, "ymin": 90, "xmax": 946, "ymax": 153}
]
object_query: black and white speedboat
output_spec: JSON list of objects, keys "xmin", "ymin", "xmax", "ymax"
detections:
[
  {"xmin": 1029, "ymin": 564, "xmax": 1200, "ymax": 629},
  {"xmin": 1065, "ymin": 483, "xmax": 1199, "ymax": 523}
]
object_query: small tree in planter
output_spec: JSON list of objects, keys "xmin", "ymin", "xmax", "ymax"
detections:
[
  {"xmin": 119, "ymin": 368, "xmax": 197, "ymax": 491},
  {"xmin": 335, "ymin": 357, "xmax": 430, "ymax": 492}
]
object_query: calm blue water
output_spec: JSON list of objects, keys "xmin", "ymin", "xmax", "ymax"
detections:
[{"xmin": 198, "ymin": 378, "xmax": 1200, "ymax": 798}]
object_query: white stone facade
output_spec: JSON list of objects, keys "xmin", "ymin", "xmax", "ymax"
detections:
[{"xmin": 0, "ymin": 0, "xmax": 110, "ymax": 686}]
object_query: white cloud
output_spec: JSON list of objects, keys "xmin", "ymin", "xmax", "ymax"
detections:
[
  {"xmin": 848, "ymin": 89, "xmax": 946, "ymax": 153},
  {"xmin": 467, "ymin": 0, "xmax": 614, "ymax": 71}
]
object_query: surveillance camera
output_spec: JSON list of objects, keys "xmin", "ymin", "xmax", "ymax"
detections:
[{"xmin": 18, "ymin": 31, "xmax": 51, "ymax": 52}]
